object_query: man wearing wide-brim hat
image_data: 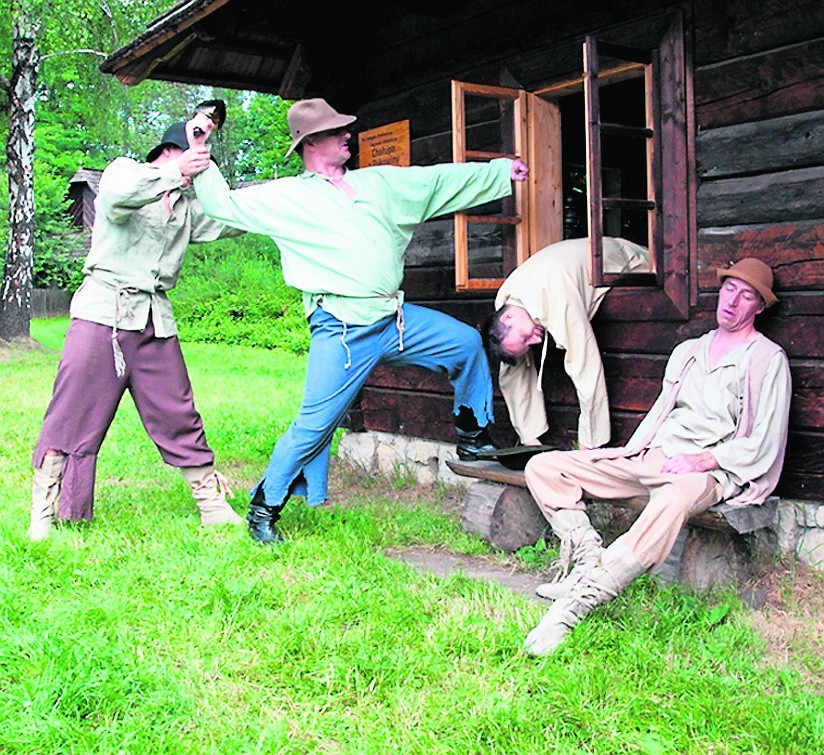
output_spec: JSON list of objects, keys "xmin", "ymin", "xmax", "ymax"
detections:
[
  {"xmin": 187, "ymin": 97, "xmax": 530, "ymax": 545},
  {"xmin": 520, "ymin": 257, "xmax": 791, "ymax": 656},
  {"xmin": 29, "ymin": 110, "xmax": 246, "ymax": 541}
]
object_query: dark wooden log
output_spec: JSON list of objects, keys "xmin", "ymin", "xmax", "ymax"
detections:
[
  {"xmin": 364, "ymin": 343, "xmax": 821, "ymax": 436},
  {"xmin": 460, "ymin": 481, "xmax": 501, "ymax": 541},
  {"xmin": 789, "ymin": 362, "xmax": 824, "ymax": 430},
  {"xmin": 678, "ymin": 528, "xmax": 754, "ymax": 589},
  {"xmin": 348, "ymin": 0, "xmax": 682, "ymax": 105},
  {"xmin": 402, "ymin": 265, "xmax": 465, "ymax": 301},
  {"xmin": 697, "ymin": 166, "xmax": 824, "ymax": 227},
  {"xmin": 596, "ymin": 296, "xmax": 824, "ymax": 358},
  {"xmin": 698, "ymin": 221, "xmax": 824, "ymax": 290},
  {"xmin": 448, "ymin": 459, "xmax": 528, "ymax": 487},
  {"xmin": 693, "ymin": 0, "xmax": 824, "ymax": 65},
  {"xmin": 451, "ymin": 460, "xmax": 781, "ymax": 535},
  {"xmin": 696, "ymin": 110, "xmax": 824, "ymax": 179},
  {"xmin": 490, "ymin": 486, "xmax": 551, "ymax": 552},
  {"xmin": 694, "ymin": 36, "xmax": 824, "ymax": 128},
  {"xmin": 459, "ymin": 480, "xmax": 550, "ymax": 553}
]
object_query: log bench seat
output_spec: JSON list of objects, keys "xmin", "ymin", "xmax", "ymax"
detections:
[{"xmin": 446, "ymin": 459, "xmax": 779, "ymax": 590}]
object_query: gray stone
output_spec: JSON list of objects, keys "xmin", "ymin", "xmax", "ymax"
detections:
[
  {"xmin": 796, "ymin": 529, "xmax": 824, "ymax": 571},
  {"xmin": 709, "ymin": 496, "xmax": 778, "ymax": 534},
  {"xmin": 773, "ymin": 499, "xmax": 800, "ymax": 557},
  {"xmin": 338, "ymin": 430, "xmax": 467, "ymax": 488},
  {"xmin": 793, "ymin": 501, "xmax": 824, "ymax": 528},
  {"xmin": 750, "ymin": 526, "xmax": 779, "ymax": 559}
]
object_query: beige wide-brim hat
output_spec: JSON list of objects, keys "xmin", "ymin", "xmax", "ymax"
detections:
[
  {"xmin": 716, "ymin": 257, "xmax": 778, "ymax": 307},
  {"xmin": 285, "ymin": 98, "xmax": 357, "ymax": 157}
]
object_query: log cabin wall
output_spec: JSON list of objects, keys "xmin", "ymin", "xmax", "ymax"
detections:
[{"xmin": 345, "ymin": 0, "xmax": 823, "ymax": 501}]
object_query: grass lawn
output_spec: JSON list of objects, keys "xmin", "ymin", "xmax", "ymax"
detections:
[{"xmin": 0, "ymin": 320, "xmax": 821, "ymax": 753}]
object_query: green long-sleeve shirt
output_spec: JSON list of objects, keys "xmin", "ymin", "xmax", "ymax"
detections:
[{"xmin": 193, "ymin": 158, "xmax": 514, "ymax": 325}]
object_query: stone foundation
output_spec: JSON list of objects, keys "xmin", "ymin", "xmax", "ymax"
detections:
[{"xmin": 338, "ymin": 430, "xmax": 468, "ymax": 488}]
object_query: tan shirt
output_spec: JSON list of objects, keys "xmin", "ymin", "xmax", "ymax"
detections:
[
  {"xmin": 628, "ymin": 332, "xmax": 792, "ymax": 499},
  {"xmin": 70, "ymin": 157, "xmax": 241, "ymax": 337},
  {"xmin": 496, "ymin": 237, "xmax": 649, "ymax": 448}
]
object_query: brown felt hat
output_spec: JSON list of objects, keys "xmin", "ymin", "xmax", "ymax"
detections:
[
  {"xmin": 716, "ymin": 257, "xmax": 778, "ymax": 308},
  {"xmin": 285, "ymin": 98, "xmax": 356, "ymax": 157}
]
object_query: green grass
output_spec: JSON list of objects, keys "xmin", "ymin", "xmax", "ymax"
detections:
[{"xmin": 0, "ymin": 320, "xmax": 820, "ymax": 753}]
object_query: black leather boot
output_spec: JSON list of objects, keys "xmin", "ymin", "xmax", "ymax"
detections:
[
  {"xmin": 454, "ymin": 407, "xmax": 497, "ymax": 461},
  {"xmin": 247, "ymin": 484, "xmax": 285, "ymax": 545},
  {"xmin": 455, "ymin": 425, "xmax": 497, "ymax": 460}
]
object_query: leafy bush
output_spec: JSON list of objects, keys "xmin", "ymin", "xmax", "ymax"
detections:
[
  {"xmin": 171, "ymin": 234, "xmax": 310, "ymax": 353},
  {"xmin": 31, "ymin": 244, "xmax": 86, "ymax": 290}
]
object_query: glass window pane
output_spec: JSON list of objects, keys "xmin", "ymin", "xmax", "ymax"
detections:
[
  {"xmin": 603, "ymin": 207, "xmax": 650, "ymax": 256},
  {"xmin": 464, "ymin": 94, "xmax": 515, "ymax": 154},
  {"xmin": 467, "ymin": 222, "xmax": 517, "ymax": 279},
  {"xmin": 599, "ymin": 76, "xmax": 646, "ymax": 127},
  {"xmin": 563, "ymin": 163, "xmax": 588, "ymax": 240},
  {"xmin": 601, "ymin": 133, "xmax": 649, "ymax": 201}
]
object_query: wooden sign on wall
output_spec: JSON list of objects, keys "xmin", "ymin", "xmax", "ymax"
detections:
[{"xmin": 358, "ymin": 120, "xmax": 410, "ymax": 167}]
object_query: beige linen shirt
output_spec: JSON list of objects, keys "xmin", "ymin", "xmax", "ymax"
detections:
[
  {"xmin": 496, "ymin": 237, "xmax": 649, "ymax": 448},
  {"xmin": 627, "ymin": 332, "xmax": 792, "ymax": 499},
  {"xmin": 70, "ymin": 157, "xmax": 241, "ymax": 337}
]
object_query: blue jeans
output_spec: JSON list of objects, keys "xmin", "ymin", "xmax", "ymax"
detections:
[{"xmin": 256, "ymin": 303, "xmax": 494, "ymax": 510}]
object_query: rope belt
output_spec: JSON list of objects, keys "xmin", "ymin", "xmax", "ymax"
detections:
[
  {"xmin": 323, "ymin": 291, "xmax": 406, "ymax": 370},
  {"xmin": 88, "ymin": 274, "xmax": 140, "ymax": 379}
]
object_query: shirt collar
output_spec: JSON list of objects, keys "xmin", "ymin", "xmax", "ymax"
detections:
[{"xmin": 300, "ymin": 168, "xmax": 351, "ymax": 181}]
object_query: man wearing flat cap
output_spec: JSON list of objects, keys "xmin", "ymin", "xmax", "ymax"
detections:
[
  {"xmin": 519, "ymin": 257, "xmax": 791, "ymax": 656},
  {"xmin": 29, "ymin": 112, "xmax": 245, "ymax": 540},
  {"xmin": 187, "ymin": 98, "xmax": 530, "ymax": 544}
]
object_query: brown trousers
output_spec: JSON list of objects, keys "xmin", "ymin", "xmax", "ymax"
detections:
[
  {"xmin": 524, "ymin": 447, "xmax": 723, "ymax": 571},
  {"xmin": 33, "ymin": 318, "xmax": 214, "ymax": 521}
]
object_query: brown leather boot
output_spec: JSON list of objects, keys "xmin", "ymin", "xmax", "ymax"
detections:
[
  {"xmin": 29, "ymin": 454, "xmax": 65, "ymax": 541},
  {"xmin": 181, "ymin": 466, "xmax": 243, "ymax": 526}
]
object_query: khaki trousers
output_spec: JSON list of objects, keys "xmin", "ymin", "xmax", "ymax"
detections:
[{"xmin": 524, "ymin": 447, "xmax": 723, "ymax": 571}]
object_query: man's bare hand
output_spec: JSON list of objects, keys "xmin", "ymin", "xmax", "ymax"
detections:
[
  {"xmin": 511, "ymin": 158, "xmax": 529, "ymax": 182},
  {"xmin": 176, "ymin": 147, "xmax": 212, "ymax": 179},
  {"xmin": 185, "ymin": 113, "xmax": 215, "ymax": 148},
  {"xmin": 661, "ymin": 451, "xmax": 719, "ymax": 475}
]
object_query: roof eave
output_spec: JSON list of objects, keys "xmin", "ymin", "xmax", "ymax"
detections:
[{"xmin": 100, "ymin": 0, "xmax": 232, "ymax": 84}]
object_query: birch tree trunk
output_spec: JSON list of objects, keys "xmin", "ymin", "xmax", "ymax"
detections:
[{"xmin": 0, "ymin": 10, "xmax": 40, "ymax": 341}]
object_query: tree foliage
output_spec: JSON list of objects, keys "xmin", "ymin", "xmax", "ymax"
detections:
[{"xmin": 0, "ymin": 0, "xmax": 299, "ymax": 340}]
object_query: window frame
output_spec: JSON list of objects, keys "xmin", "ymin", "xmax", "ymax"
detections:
[
  {"xmin": 451, "ymin": 81, "xmax": 529, "ymax": 291},
  {"xmin": 450, "ymin": 12, "xmax": 693, "ymax": 320}
]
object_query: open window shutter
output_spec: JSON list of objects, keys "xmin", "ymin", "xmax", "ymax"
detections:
[
  {"xmin": 451, "ymin": 80, "xmax": 528, "ymax": 291},
  {"xmin": 583, "ymin": 14, "xmax": 690, "ymax": 319},
  {"xmin": 583, "ymin": 36, "xmax": 657, "ymax": 287}
]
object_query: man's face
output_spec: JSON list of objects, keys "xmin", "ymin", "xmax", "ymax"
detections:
[
  {"xmin": 499, "ymin": 305, "xmax": 544, "ymax": 357},
  {"xmin": 716, "ymin": 276, "xmax": 765, "ymax": 332},
  {"xmin": 152, "ymin": 146, "xmax": 184, "ymax": 165},
  {"xmin": 307, "ymin": 127, "xmax": 352, "ymax": 165}
]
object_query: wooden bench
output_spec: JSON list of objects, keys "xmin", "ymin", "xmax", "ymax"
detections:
[{"xmin": 447, "ymin": 459, "xmax": 779, "ymax": 589}]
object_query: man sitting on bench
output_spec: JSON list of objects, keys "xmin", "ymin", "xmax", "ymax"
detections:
[
  {"xmin": 521, "ymin": 258, "xmax": 790, "ymax": 656},
  {"xmin": 482, "ymin": 237, "xmax": 649, "ymax": 452}
]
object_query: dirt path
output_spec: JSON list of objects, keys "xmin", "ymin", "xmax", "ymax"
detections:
[{"xmin": 386, "ymin": 545, "xmax": 544, "ymax": 601}]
